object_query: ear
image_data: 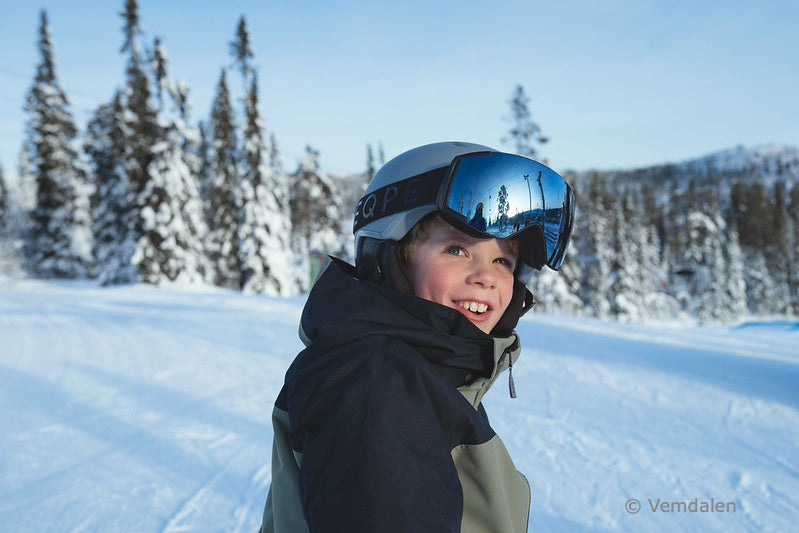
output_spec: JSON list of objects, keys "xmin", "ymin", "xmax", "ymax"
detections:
[{"xmin": 356, "ymin": 238, "xmax": 414, "ymax": 294}]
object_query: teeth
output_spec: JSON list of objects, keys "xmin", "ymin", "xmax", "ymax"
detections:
[{"xmin": 459, "ymin": 301, "xmax": 488, "ymax": 314}]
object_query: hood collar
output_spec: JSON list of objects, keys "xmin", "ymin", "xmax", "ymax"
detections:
[{"xmin": 300, "ymin": 257, "xmax": 519, "ymax": 386}]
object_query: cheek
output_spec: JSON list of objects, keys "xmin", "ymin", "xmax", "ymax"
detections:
[
  {"xmin": 498, "ymin": 275, "xmax": 516, "ymax": 308},
  {"xmin": 410, "ymin": 261, "xmax": 453, "ymax": 305},
  {"xmin": 414, "ymin": 267, "xmax": 445, "ymax": 301}
]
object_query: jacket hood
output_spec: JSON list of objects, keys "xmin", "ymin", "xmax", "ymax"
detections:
[{"xmin": 299, "ymin": 257, "xmax": 519, "ymax": 387}]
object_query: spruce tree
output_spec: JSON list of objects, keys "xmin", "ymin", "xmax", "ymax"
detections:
[
  {"xmin": 0, "ymin": 163, "xmax": 25, "ymax": 280},
  {"xmin": 150, "ymin": 36, "xmax": 169, "ymax": 110},
  {"xmin": 789, "ymin": 186, "xmax": 799, "ymax": 314},
  {"xmin": 119, "ymin": 0, "xmax": 157, "ymax": 197},
  {"xmin": 721, "ymin": 213, "xmax": 748, "ymax": 319},
  {"xmin": 131, "ymin": 38, "xmax": 210, "ymax": 286},
  {"xmin": 739, "ymin": 182, "xmax": 780, "ymax": 314},
  {"xmin": 0, "ymin": 164, "xmax": 8, "ymax": 236},
  {"xmin": 366, "ymin": 143, "xmax": 376, "ymax": 182},
  {"xmin": 206, "ymin": 69, "xmax": 241, "ymax": 288},
  {"xmin": 577, "ymin": 174, "xmax": 612, "ymax": 318},
  {"xmin": 237, "ymin": 74, "xmax": 297, "ymax": 295},
  {"xmin": 290, "ymin": 146, "xmax": 346, "ymax": 289},
  {"xmin": 132, "ymin": 121, "xmax": 210, "ymax": 285},
  {"xmin": 84, "ymin": 91, "xmax": 137, "ymax": 284},
  {"xmin": 606, "ymin": 193, "xmax": 642, "ymax": 321},
  {"xmin": 24, "ymin": 10, "xmax": 92, "ymax": 278},
  {"xmin": 229, "ymin": 16, "xmax": 255, "ymax": 90},
  {"xmin": 502, "ymin": 84, "xmax": 548, "ymax": 160},
  {"xmin": 768, "ymin": 183, "xmax": 792, "ymax": 314}
]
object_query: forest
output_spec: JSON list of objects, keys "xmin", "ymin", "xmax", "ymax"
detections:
[{"xmin": 1, "ymin": 1, "xmax": 797, "ymax": 324}]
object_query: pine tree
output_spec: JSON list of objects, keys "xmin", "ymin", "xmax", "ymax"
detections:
[
  {"xmin": 290, "ymin": 146, "xmax": 346, "ymax": 289},
  {"xmin": 229, "ymin": 16, "xmax": 255, "ymax": 90},
  {"xmin": 0, "ymin": 163, "xmax": 25, "ymax": 280},
  {"xmin": 268, "ymin": 133, "xmax": 282, "ymax": 174},
  {"xmin": 0, "ymin": 164, "xmax": 8, "ymax": 236},
  {"xmin": 739, "ymin": 182, "xmax": 780, "ymax": 314},
  {"xmin": 577, "ymin": 174, "xmax": 612, "ymax": 318},
  {"xmin": 15, "ymin": 144, "xmax": 37, "ymax": 212},
  {"xmin": 378, "ymin": 142, "xmax": 386, "ymax": 166},
  {"xmin": 131, "ymin": 35, "xmax": 210, "ymax": 286},
  {"xmin": 721, "ymin": 214, "xmax": 748, "ymax": 319},
  {"xmin": 24, "ymin": 10, "xmax": 92, "ymax": 278},
  {"xmin": 607, "ymin": 193, "xmax": 643, "ymax": 321},
  {"xmin": 119, "ymin": 0, "xmax": 157, "ymax": 198},
  {"xmin": 132, "ymin": 121, "xmax": 210, "ymax": 284},
  {"xmin": 789, "ymin": 186, "xmax": 799, "ymax": 314},
  {"xmin": 237, "ymin": 73, "xmax": 297, "ymax": 295},
  {"xmin": 366, "ymin": 143, "xmax": 376, "ymax": 182},
  {"xmin": 767, "ymin": 183, "xmax": 792, "ymax": 314},
  {"xmin": 84, "ymin": 91, "xmax": 137, "ymax": 284},
  {"xmin": 502, "ymin": 84, "xmax": 548, "ymax": 160},
  {"xmin": 206, "ymin": 69, "xmax": 241, "ymax": 288},
  {"xmin": 150, "ymin": 36, "xmax": 169, "ymax": 110}
]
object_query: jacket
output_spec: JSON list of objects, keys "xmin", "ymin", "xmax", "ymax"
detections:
[{"xmin": 259, "ymin": 258, "xmax": 530, "ymax": 533}]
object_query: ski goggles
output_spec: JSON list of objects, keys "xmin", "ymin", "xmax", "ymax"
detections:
[{"xmin": 354, "ymin": 151, "xmax": 574, "ymax": 270}]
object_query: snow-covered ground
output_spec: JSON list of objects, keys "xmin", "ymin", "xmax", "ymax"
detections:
[{"xmin": 1, "ymin": 280, "xmax": 797, "ymax": 533}]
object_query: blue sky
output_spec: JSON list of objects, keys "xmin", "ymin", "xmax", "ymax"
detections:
[{"xmin": 1, "ymin": 0, "xmax": 797, "ymax": 178}]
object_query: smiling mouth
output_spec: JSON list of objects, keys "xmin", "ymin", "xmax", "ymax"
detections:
[{"xmin": 456, "ymin": 301, "xmax": 489, "ymax": 315}]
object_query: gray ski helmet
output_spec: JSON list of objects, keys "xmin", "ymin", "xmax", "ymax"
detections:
[
  {"xmin": 355, "ymin": 141, "xmax": 492, "ymax": 244},
  {"xmin": 353, "ymin": 141, "xmax": 541, "ymax": 292}
]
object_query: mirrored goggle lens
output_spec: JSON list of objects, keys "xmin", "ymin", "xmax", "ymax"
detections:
[{"xmin": 441, "ymin": 152, "xmax": 574, "ymax": 270}]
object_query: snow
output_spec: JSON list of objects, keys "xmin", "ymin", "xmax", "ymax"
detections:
[{"xmin": 1, "ymin": 280, "xmax": 798, "ymax": 532}]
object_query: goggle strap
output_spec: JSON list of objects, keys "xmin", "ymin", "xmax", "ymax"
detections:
[{"xmin": 353, "ymin": 167, "xmax": 446, "ymax": 234}]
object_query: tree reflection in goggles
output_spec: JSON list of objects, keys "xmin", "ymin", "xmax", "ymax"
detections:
[{"xmin": 440, "ymin": 152, "xmax": 574, "ymax": 271}]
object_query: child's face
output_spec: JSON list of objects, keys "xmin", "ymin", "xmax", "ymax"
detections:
[{"xmin": 406, "ymin": 222, "xmax": 516, "ymax": 334}]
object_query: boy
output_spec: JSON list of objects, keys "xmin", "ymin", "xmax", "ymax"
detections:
[{"xmin": 259, "ymin": 141, "xmax": 574, "ymax": 533}]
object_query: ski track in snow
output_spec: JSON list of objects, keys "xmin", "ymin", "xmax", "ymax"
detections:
[{"xmin": 1, "ymin": 280, "xmax": 798, "ymax": 532}]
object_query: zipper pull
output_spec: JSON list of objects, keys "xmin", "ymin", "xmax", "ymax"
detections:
[{"xmin": 508, "ymin": 359, "xmax": 517, "ymax": 399}]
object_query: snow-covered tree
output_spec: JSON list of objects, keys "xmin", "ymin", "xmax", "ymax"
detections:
[
  {"xmin": 0, "ymin": 164, "xmax": 25, "ymax": 281},
  {"xmin": 84, "ymin": 91, "xmax": 137, "ymax": 284},
  {"xmin": 720, "ymin": 215, "xmax": 748, "ymax": 320},
  {"xmin": 237, "ymin": 74, "xmax": 297, "ymax": 295},
  {"xmin": 229, "ymin": 16, "xmax": 255, "ymax": 90},
  {"xmin": 149, "ymin": 36, "xmax": 169, "ymax": 110},
  {"xmin": 366, "ymin": 143, "xmax": 376, "ymax": 182},
  {"xmin": 0, "ymin": 164, "xmax": 9, "ymax": 236},
  {"xmin": 608, "ymin": 193, "xmax": 652, "ymax": 321},
  {"xmin": 15, "ymin": 145, "xmax": 37, "ymax": 212},
  {"xmin": 24, "ymin": 10, "xmax": 92, "ymax": 278},
  {"xmin": 119, "ymin": 0, "xmax": 157, "ymax": 199},
  {"xmin": 789, "ymin": 185, "xmax": 799, "ymax": 315},
  {"xmin": 502, "ymin": 84, "xmax": 548, "ymax": 160},
  {"xmin": 132, "ymin": 121, "xmax": 210, "ymax": 285},
  {"xmin": 766, "ymin": 183, "xmax": 793, "ymax": 314},
  {"xmin": 290, "ymin": 146, "xmax": 347, "ymax": 290},
  {"xmin": 131, "ymin": 34, "xmax": 210, "ymax": 285},
  {"xmin": 576, "ymin": 175, "xmax": 613, "ymax": 318},
  {"xmin": 206, "ymin": 69, "xmax": 241, "ymax": 289}
]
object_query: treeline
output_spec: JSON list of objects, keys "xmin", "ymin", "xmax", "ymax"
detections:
[
  {"xmin": 1, "ymin": 2, "xmax": 797, "ymax": 324},
  {"xmin": 529, "ymin": 148, "xmax": 799, "ymax": 323},
  {"xmin": 0, "ymin": 2, "xmax": 364, "ymax": 294}
]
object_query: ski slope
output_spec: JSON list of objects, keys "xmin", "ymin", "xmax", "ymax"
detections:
[{"xmin": 1, "ymin": 280, "xmax": 797, "ymax": 532}]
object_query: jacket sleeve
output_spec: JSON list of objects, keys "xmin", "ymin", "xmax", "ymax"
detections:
[{"xmin": 284, "ymin": 336, "xmax": 471, "ymax": 533}]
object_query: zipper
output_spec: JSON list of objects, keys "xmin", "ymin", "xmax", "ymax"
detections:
[{"xmin": 508, "ymin": 358, "xmax": 517, "ymax": 399}]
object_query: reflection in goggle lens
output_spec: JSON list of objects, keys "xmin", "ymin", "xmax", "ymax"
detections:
[{"xmin": 442, "ymin": 152, "xmax": 574, "ymax": 270}]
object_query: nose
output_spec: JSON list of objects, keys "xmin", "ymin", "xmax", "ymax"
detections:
[{"xmin": 466, "ymin": 263, "xmax": 496, "ymax": 289}]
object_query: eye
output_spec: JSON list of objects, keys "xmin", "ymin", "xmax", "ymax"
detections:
[
  {"xmin": 494, "ymin": 256, "xmax": 516, "ymax": 269},
  {"xmin": 445, "ymin": 245, "xmax": 464, "ymax": 256}
]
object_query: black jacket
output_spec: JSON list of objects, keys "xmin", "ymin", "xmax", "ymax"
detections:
[{"xmin": 260, "ymin": 258, "xmax": 530, "ymax": 533}]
